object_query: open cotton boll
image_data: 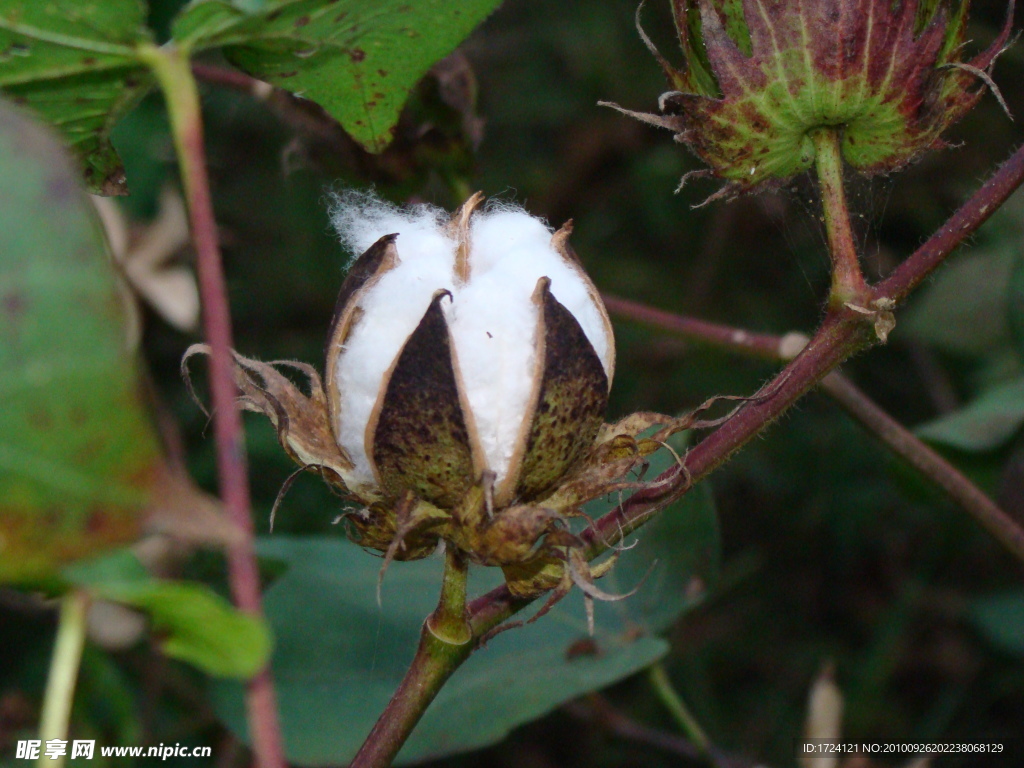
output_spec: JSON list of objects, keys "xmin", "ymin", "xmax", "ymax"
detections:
[
  {"xmin": 329, "ymin": 196, "xmax": 457, "ymax": 490},
  {"xmin": 327, "ymin": 192, "xmax": 613, "ymax": 499}
]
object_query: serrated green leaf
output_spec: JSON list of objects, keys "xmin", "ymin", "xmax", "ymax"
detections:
[
  {"xmin": 915, "ymin": 377, "xmax": 1024, "ymax": 452},
  {"xmin": 0, "ymin": 100, "xmax": 163, "ymax": 584},
  {"xmin": 0, "ymin": 0, "xmax": 153, "ymax": 194},
  {"xmin": 65, "ymin": 550, "xmax": 272, "ymax": 679},
  {"xmin": 171, "ymin": 0, "xmax": 500, "ymax": 152},
  {"xmin": 209, "ymin": 462, "xmax": 718, "ymax": 765}
]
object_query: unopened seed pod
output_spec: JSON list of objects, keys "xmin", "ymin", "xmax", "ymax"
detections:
[{"xmin": 606, "ymin": 0, "xmax": 1014, "ymax": 199}]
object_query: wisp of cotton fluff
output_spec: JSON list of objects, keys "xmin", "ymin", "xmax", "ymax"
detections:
[{"xmin": 328, "ymin": 192, "xmax": 613, "ymax": 496}]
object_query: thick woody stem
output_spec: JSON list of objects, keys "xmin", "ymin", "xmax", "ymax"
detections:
[
  {"xmin": 811, "ymin": 128, "xmax": 869, "ymax": 306},
  {"xmin": 138, "ymin": 44, "xmax": 285, "ymax": 768}
]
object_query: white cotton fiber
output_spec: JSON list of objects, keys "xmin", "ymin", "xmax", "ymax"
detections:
[
  {"xmin": 328, "ymin": 193, "xmax": 612, "ymax": 493},
  {"xmin": 450, "ymin": 209, "xmax": 612, "ymax": 483},
  {"xmin": 329, "ymin": 190, "xmax": 450, "ymax": 261},
  {"xmin": 467, "ymin": 210, "xmax": 611, "ymax": 371}
]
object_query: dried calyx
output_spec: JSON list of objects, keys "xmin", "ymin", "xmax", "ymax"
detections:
[
  {"xmin": 604, "ymin": 0, "xmax": 1015, "ymax": 201},
  {"xmin": 185, "ymin": 193, "xmax": 700, "ymax": 603}
]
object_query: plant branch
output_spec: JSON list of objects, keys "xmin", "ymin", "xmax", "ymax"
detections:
[
  {"xmin": 191, "ymin": 62, "xmax": 273, "ymax": 98},
  {"xmin": 605, "ymin": 294, "xmax": 1024, "ymax": 563},
  {"xmin": 137, "ymin": 43, "xmax": 284, "ymax": 768},
  {"xmin": 811, "ymin": 128, "xmax": 868, "ymax": 305},
  {"xmin": 584, "ymin": 311, "xmax": 876, "ymax": 558},
  {"xmin": 821, "ymin": 374, "xmax": 1024, "ymax": 561},
  {"xmin": 875, "ymin": 142, "xmax": 1024, "ymax": 305},
  {"xmin": 37, "ymin": 590, "xmax": 90, "ymax": 768},
  {"xmin": 601, "ymin": 294, "xmax": 787, "ymax": 362},
  {"xmin": 427, "ymin": 546, "xmax": 472, "ymax": 644},
  {"xmin": 351, "ymin": 549, "xmax": 473, "ymax": 768}
]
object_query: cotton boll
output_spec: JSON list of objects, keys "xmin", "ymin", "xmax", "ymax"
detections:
[
  {"xmin": 326, "ymin": 192, "xmax": 613, "ymax": 501},
  {"xmin": 234, "ymin": 190, "xmax": 620, "ymax": 573}
]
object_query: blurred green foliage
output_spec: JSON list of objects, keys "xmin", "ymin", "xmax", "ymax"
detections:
[
  {"xmin": 0, "ymin": 98, "xmax": 157, "ymax": 584},
  {"xmin": 65, "ymin": 551, "xmax": 271, "ymax": 679},
  {"xmin": 3, "ymin": 0, "xmax": 1024, "ymax": 766}
]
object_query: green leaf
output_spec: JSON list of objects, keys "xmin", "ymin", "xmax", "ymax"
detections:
[
  {"xmin": 171, "ymin": 0, "xmax": 501, "ymax": 152},
  {"xmin": 915, "ymin": 377, "xmax": 1024, "ymax": 452},
  {"xmin": 0, "ymin": 99, "xmax": 163, "ymax": 584},
  {"xmin": 211, "ymin": 470, "xmax": 718, "ymax": 765},
  {"xmin": 0, "ymin": 0, "xmax": 154, "ymax": 194},
  {"xmin": 969, "ymin": 591, "xmax": 1024, "ymax": 656},
  {"xmin": 65, "ymin": 550, "xmax": 272, "ymax": 679}
]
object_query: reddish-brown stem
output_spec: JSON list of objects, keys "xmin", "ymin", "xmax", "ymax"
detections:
[
  {"xmin": 140, "ymin": 45, "xmax": 285, "ymax": 768},
  {"xmin": 191, "ymin": 62, "xmax": 270, "ymax": 96},
  {"xmin": 601, "ymin": 294, "xmax": 785, "ymax": 361},
  {"xmin": 876, "ymin": 142, "xmax": 1024, "ymax": 305},
  {"xmin": 583, "ymin": 310, "xmax": 876, "ymax": 555},
  {"xmin": 350, "ymin": 630, "xmax": 471, "ymax": 768},
  {"xmin": 607, "ymin": 294, "xmax": 1024, "ymax": 563},
  {"xmin": 351, "ymin": 549, "xmax": 473, "ymax": 768}
]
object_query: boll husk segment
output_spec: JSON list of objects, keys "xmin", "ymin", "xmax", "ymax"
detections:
[
  {"xmin": 185, "ymin": 193, "xmax": 702, "ymax": 601},
  {"xmin": 605, "ymin": 0, "xmax": 1015, "ymax": 200}
]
